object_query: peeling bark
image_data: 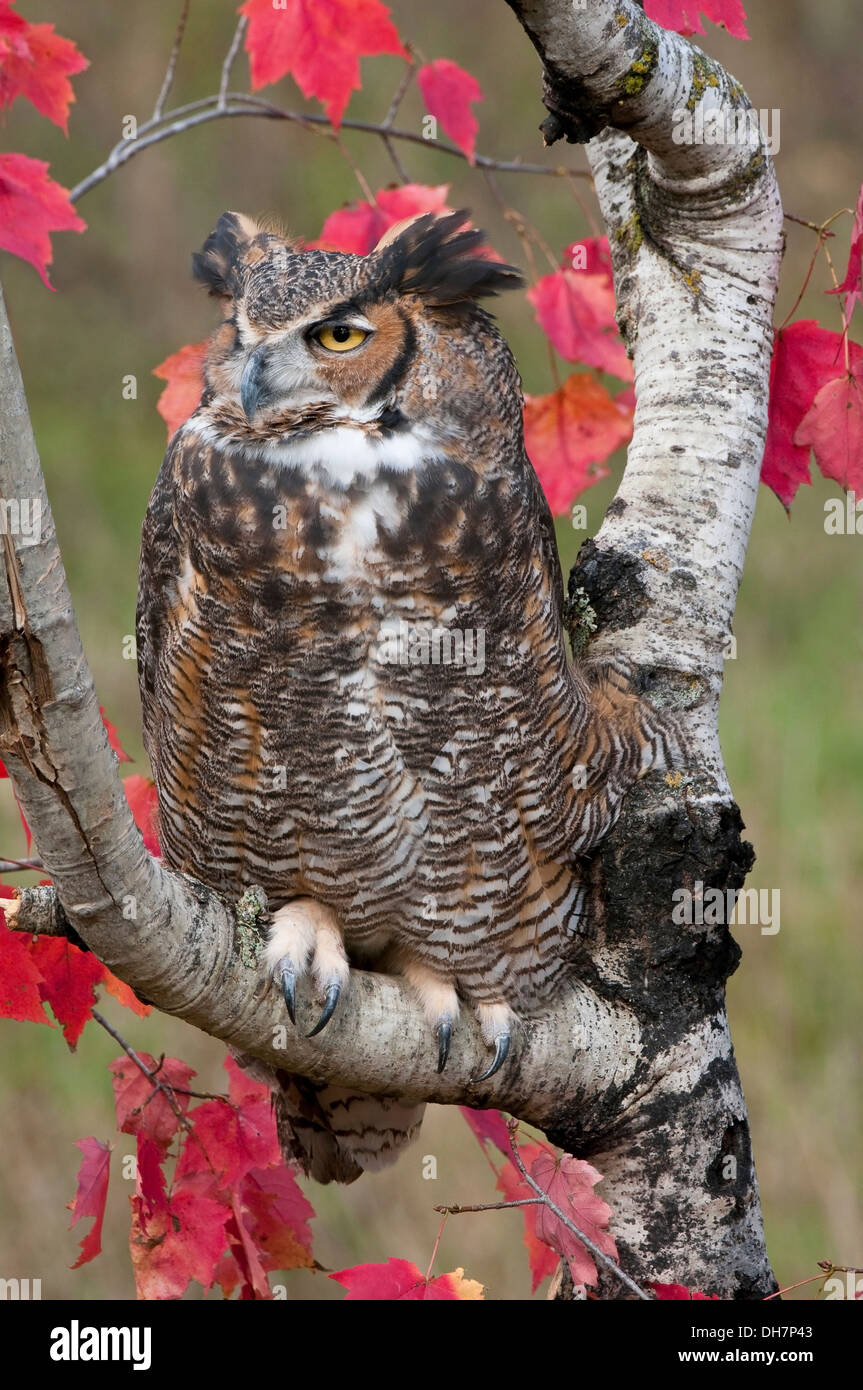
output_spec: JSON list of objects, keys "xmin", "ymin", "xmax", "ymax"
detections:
[{"xmin": 0, "ymin": 0, "xmax": 783, "ymax": 1299}]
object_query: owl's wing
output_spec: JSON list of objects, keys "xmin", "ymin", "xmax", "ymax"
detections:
[
  {"xmin": 136, "ymin": 448, "xmax": 183, "ymax": 766},
  {"xmin": 521, "ymin": 448, "xmax": 566, "ymax": 624}
]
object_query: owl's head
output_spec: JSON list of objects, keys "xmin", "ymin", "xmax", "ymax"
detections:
[{"xmin": 192, "ymin": 210, "xmax": 524, "ymax": 442}]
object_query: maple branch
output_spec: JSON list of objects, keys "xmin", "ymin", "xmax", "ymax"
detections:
[
  {"xmin": 152, "ymin": 0, "xmax": 192, "ymax": 122},
  {"xmin": 433, "ymin": 1199, "xmax": 543, "ymax": 1213},
  {"xmin": 92, "ymin": 1009, "xmax": 192, "ymax": 1131},
  {"xmin": 68, "ymin": 95, "xmax": 583, "ymax": 205},
  {"xmin": 218, "ymin": 16, "xmax": 248, "ymax": 111}
]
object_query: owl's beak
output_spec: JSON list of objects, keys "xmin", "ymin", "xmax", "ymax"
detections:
[{"xmin": 240, "ymin": 344, "xmax": 270, "ymax": 421}]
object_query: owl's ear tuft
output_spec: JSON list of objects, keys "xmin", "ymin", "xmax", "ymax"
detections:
[
  {"xmin": 373, "ymin": 211, "xmax": 523, "ymax": 307},
  {"xmin": 192, "ymin": 211, "xmax": 264, "ymax": 298}
]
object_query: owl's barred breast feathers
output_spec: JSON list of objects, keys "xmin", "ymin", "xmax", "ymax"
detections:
[{"xmin": 137, "ymin": 210, "xmax": 678, "ymax": 1183}]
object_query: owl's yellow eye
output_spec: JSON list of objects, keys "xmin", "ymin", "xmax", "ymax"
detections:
[{"xmin": 315, "ymin": 325, "xmax": 369, "ymax": 352}]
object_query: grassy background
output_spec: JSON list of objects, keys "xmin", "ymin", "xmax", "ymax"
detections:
[{"xmin": 0, "ymin": 0, "xmax": 860, "ymax": 1300}]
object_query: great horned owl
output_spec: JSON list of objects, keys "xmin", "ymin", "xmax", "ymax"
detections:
[{"xmin": 137, "ymin": 210, "xmax": 675, "ymax": 1183}]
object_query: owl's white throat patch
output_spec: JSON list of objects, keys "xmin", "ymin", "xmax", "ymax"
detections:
[{"xmin": 266, "ymin": 424, "xmax": 444, "ymax": 486}]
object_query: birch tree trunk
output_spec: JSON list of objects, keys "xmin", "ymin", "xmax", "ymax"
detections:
[{"xmin": 0, "ymin": 0, "xmax": 782, "ymax": 1298}]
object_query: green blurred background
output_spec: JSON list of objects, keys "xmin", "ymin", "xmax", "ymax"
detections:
[{"xmin": 0, "ymin": 0, "xmax": 860, "ymax": 1300}]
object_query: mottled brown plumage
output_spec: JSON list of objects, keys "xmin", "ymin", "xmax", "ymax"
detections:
[{"xmin": 137, "ymin": 210, "xmax": 676, "ymax": 1182}]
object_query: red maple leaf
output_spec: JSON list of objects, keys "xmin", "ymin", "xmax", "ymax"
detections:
[
  {"xmin": 223, "ymin": 1197, "xmax": 273, "ymax": 1299},
  {"xmin": 129, "ymin": 1184, "xmax": 230, "ymax": 1299},
  {"xmin": 496, "ymin": 1142, "xmax": 560, "ymax": 1292},
  {"xmin": 133, "ymin": 1135, "xmax": 170, "ymax": 1224},
  {"xmin": 417, "ymin": 59, "xmax": 483, "ymax": 163},
  {"xmin": 459, "ymin": 1106, "xmax": 514, "ymax": 1160},
  {"xmin": 101, "ymin": 969, "xmax": 152, "ymax": 1017},
  {"xmin": 644, "ymin": 0, "xmax": 749, "ymax": 38},
  {"xmin": 828, "ymin": 184, "xmax": 863, "ymax": 323},
  {"xmin": 651, "ymin": 1281, "xmax": 720, "ymax": 1300},
  {"xmin": 331, "ymin": 1257, "xmax": 483, "ymax": 1300},
  {"xmin": 99, "ymin": 707, "xmax": 132, "ymax": 763},
  {"xmin": 237, "ymin": 1166, "xmax": 315, "ymax": 1268},
  {"xmin": 0, "ymin": 1, "xmax": 88, "ymax": 132},
  {"xmin": 761, "ymin": 321, "xmax": 863, "ymax": 508},
  {"xmin": 122, "ymin": 774, "xmax": 161, "ymax": 857},
  {"xmin": 528, "ymin": 267, "xmax": 633, "ymax": 381},
  {"xmin": 0, "ymin": 152, "xmax": 85, "ymax": 288},
  {"xmin": 313, "ymin": 183, "xmax": 452, "ymax": 254},
  {"xmin": 174, "ymin": 1090, "xmax": 280, "ymax": 1191},
  {"xmin": 565, "ymin": 237, "xmax": 615, "ymax": 279},
  {"xmin": 212, "ymin": 1060, "xmax": 316, "ymax": 1298},
  {"xmin": 0, "ymin": 913, "xmax": 50, "ymax": 1023},
  {"xmin": 29, "ymin": 936, "xmax": 104, "ymax": 1048},
  {"xmin": 110, "ymin": 1053, "xmax": 196, "ymax": 1154},
  {"xmin": 794, "ymin": 361, "xmax": 863, "ymax": 492},
  {"xmin": 241, "ymin": 0, "xmax": 408, "ymax": 129},
  {"xmin": 219, "ymin": 1166, "xmax": 315, "ymax": 1299},
  {"xmin": 524, "ymin": 374, "xmax": 634, "ymax": 514},
  {"xmin": 530, "ymin": 1152, "xmax": 618, "ymax": 1289},
  {"xmin": 153, "ymin": 340, "xmax": 207, "ymax": 440},
  {"xmin": 67, "ymin": 1136, "xmax": 111, "ymax": 1269}
]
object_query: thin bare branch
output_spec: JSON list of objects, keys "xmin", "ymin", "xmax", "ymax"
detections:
[
  {"xmin": 92, "ymin": 1008, "xmax": 191, "ymax": 1131},
  {"xmin": 433, "ymin": 1198, "xmax": 543, "ymax": 1214},
  {"xmin": 218, "ymin": 15, "xmax": 248, "ymax": 110},
  {"xmin": 153, "ymin": 0, "xmax": 192, "ymax": 122},
  {"xmin": 69, "ymin": 93, "xmax": 583, "ymax": 204}
]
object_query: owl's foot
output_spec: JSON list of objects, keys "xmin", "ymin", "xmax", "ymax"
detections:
[
  {"xmin": 399, "ymin": 962, "xmax": 515, "ymax": 1080},
  {"xmin": 264, "ymin": 898, "xmax": 349, "ymax": 1037},
  {"xmin": 471, "ymin": 1002, "xmax": 515, "ymax": 1084},
  {"xmin": 399, "ymin": 962, "xmax": 459, "ymax": 1074}
]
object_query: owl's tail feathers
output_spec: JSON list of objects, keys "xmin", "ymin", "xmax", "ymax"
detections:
[{"xmin": 273, "ymin": 1073, "xmax": 426, "ymax": 1186}]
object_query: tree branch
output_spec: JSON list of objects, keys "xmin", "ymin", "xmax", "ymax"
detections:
[
  {"xmin": 68, "ymin": 94, "xmax": 582, "ymax": 206},
  {"xmin": 152, "ymin": 0, "xmax": 192, "ymax": 121},
  {"xmin": 500, "ymin": 0, "xmax": 783, "ymax": 1298}
]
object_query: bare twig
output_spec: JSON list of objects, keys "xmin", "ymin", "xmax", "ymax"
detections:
[
  {"xmin": 0, "ymin": 855, "xmax": 44, "ymax": 872},
  {"xmin": 425, "ymin": 1212, "xmax": 449, "ymax": 1282},
  {"xmin": 69, "ymin": 93, "xmax": 584, "ymax": 205},
  {"xmin": 780, "ymin": 208, "xmax": 851, "ymax": 331},
  {"xmin": 380, "ymin": 50, "xmax": 417, "ymax": 182},
  {"xmin": 219, "ymin": 15, "xmax": 248, "ymax": 111},
  {"xmin": 764, "ymin": 1262, "xmax": 863, "ymax": 1301},
  {"xmin": 507, "ymin": 1121, "xmax": 651, "ymax": 1301},
  {"xmin": 153, "ymin": 0, "xmax": 192, "ymax": 122},
  {"xmin": 433, "ymin": 1198, "xmax": 543, "ymax": 1214},
  {"xmin": 92, "ymin": 1008, "xmax": 192, "ymax": 1131}
]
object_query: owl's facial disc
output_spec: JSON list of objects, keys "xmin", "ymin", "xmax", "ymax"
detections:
[{"xmin": 238, "ymin": 311, "xmax": 379, "ymax": 422}]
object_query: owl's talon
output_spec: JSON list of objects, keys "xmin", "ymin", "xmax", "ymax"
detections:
[
  {"xmin": 471, "ymin": 1032, "xmax": 511, "ymax": 1084},
  {"xmin": 307, "ymin": 980, "xmax": 342, "ymax": 1037},
  {"xmin": 279, "ymin": 964, "xmax": 297, "ymax": 1025},
  {"xmin": 436, "ymin": 1021, "xmax": 452, "ymax": 1074},
  {"xmin": 265, "ymin": 899, "xmax": 348, "ymax": 1033}
]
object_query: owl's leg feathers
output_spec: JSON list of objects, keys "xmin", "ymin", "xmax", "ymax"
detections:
[
  {"xmin": 472, "ymin": 1002, "xmax": 516, "ymax": 1084},
  {"xmin": 264, "ymin": 898, "xmax": 349, "ymax": 1037}
]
